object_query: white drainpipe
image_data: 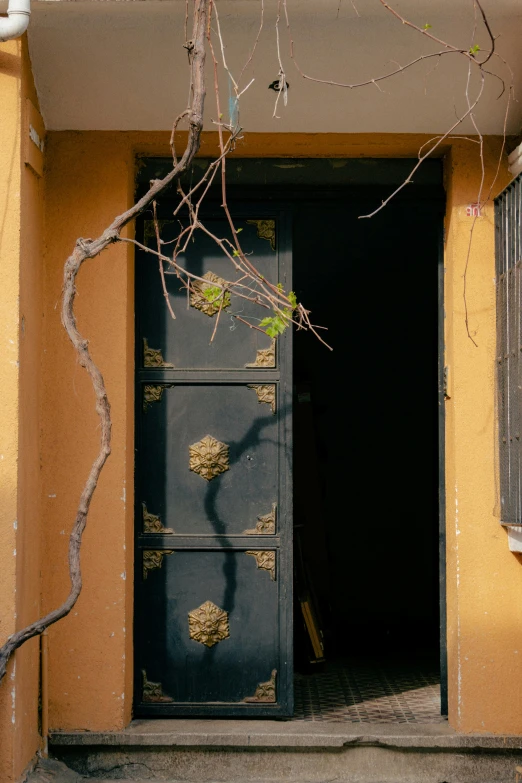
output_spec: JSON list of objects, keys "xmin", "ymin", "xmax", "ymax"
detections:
[{"xmin": 0, "ymin": 0, "xmax": 30, "ymax": 42}]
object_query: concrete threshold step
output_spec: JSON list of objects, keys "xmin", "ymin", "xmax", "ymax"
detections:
[{"xmin": 49, "ymin": 719, "xmax": 522, "ymax": 783}]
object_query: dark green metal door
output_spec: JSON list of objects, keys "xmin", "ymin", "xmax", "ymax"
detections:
[{"xmin": 134, "ymin": 205, "xmax": 293, "ymax": 716}]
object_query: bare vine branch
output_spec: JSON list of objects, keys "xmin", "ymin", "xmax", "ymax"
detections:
[
  {"xmin": 0, "ymin": 0, "xmax": 513, "ymax": 684},
  {"xmin": 0, "ymin": 0, "xmax": 210, "ymax": 684},
  {"xmin": 153, "ymin": 200, "xmax": 177, "ymax": 320}
]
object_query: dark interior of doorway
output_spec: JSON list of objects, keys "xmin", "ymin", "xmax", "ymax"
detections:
[{"xmin": 291, "ymin": 190, "xmax": 445, "ymax": 719}]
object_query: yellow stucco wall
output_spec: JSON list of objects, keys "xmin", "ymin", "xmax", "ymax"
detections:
[
  {"xmin": 0, "ymin": 36, "xmax": 23, "ymax": 783},
  {"xmin": 0, "ymin": 36, "xmax": 44, "ymax": 782},
  {"xmin": 42, "ymin": 134, "xmax": 136, "ymax": 732},
  {"xmin": 31, "ymin": 130, "xmax": 522, "ymax": 738},
  {"xmin": 444, "ymin": 138, "xmax": 520, "ymax": 733}
]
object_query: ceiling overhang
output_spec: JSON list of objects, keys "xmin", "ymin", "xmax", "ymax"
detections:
[{"xmin": 16, "ymin": 0, "xmax": 522, "ymax": 134}]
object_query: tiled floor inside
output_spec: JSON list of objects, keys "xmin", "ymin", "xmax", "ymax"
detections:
[{"xmin": 293, "ymin": 657, "xmax": 445, "ymax": 723}]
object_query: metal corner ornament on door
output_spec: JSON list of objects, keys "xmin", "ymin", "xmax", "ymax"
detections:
[
  {"xmin": 243, "ymin": 670, "xmax": 277, "ymax": 703},
  {"xmin": 143, "ymin": 338, "xmax": 174, "ymax": 368},
  {"xmin": 248, "ymin": 383, "xmax": 276, "ymax": 414},
  {"xmin": 246, "ymin": 219, "xmax": 276, "ymax": 251},
  {"xmin": 245, "ymin": 550, "xmax": 276, "ymax": 580},
  {"xmin": 243, "ymin": 504, "xmax": 277, "ymax": 535},
  {"xmin": 143, "ymin": 384, "xmax": 173, "ymax": 412},
  {"xmin": 142, "ymin": 550, "xmax": 174, "ymax": 579},
  {"xmin": 245, "ymin": 339, "xmax": 276, "ymax": 368},
  {"xmin": 142, "ymin": 503, "xmax": 173, "ymax": 534},
  {"xmin": 142, "ymin": 670, "xmax": 173, "ymax": 703}
]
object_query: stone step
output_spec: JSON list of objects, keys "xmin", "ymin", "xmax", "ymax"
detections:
[{"xmin": 47, "ymin": 719, "xmax": 522, "ymax": 783}]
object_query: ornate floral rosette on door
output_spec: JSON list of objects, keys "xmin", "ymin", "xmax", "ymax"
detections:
[{"xmin": 134, "ymin": 204, "xmax": 293, "ymax": 716}]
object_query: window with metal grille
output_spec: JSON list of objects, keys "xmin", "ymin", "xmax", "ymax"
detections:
[{"xmin": 495, "ymin": 173, "xmax": 522, "ymax": 525}]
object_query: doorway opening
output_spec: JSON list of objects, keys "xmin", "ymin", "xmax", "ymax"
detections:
[
  {"xmin": 133, "ymin": 156, "xmax": 446, "ymax": 720},
  {"xmin": 291, "ymin": 185, "xmax": 445, "ymax": 723}
]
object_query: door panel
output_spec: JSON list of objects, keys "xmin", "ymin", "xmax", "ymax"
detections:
[
  {"xmin": 134, "ymin": 205, "xmax": 292, "ymax": 716},
  {"xmin": 139, "ymin": 384, "xmax": 279, "ymax": 536},
  {"xmin": 138, "ymin": 218, "xmax": 278, "ymax": 370},
  {"xmin": 139, "ymin": 549, "xmax": 279, "ymax": 704}
]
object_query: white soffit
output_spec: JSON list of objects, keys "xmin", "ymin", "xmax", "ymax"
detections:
[{"xmin": 24, "ymin": 0, "xmax": 522, "ymax": 133}]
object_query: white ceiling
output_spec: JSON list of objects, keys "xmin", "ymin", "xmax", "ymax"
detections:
[{"xmin": 22, "ymin": 0, "xmax": 522, "ymax": 133}]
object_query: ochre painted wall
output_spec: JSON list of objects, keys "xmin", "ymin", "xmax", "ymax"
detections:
[
  {"xmin": 41, "ymin": 131, "xmax": 519, "ymax": 735},
  {"xmin": 0, "ymin": 36, "xmax": 44, "ymax": 782},
  {"xmin": 444, "ymin": 139, "xmax": 520, "ymax": 733},
  {"xmin": 15, "ymin": 35, "xmax": 45, "ymax": 777},
  {"xmin": 42, "ymin": 134, "xmax": 136, "ymax": 732},
  {"xmin": 0, "ymin": 36, "xmax": 23, "ymax": 783}
]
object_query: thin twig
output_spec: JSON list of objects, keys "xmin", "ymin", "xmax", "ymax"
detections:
[
  {"xmin": 273, "ymin": 0, "xmax": 288, "ymax": 118},
  {"xmin": 238, "ymin": 0, "xmax": 264, "ymax": 87},
  {"xmin": 359, "ymin": 74, "xmax": 486, "ymax": 219},
  {"xmin": 153, "ymin": 200, "xmax": 176, "ymax": 320}
]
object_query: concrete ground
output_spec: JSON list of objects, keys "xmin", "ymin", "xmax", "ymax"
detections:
[
  {"xmin": 25, "ymin": 758, "xmax": 81, "ymax": 783},
  {"xmin": 27, "ymin": 721, "xmax": 522, "ymax": 783},
  {"xmin": 24, "ymin": 758, "xmax": 254, "ymax": 783}
]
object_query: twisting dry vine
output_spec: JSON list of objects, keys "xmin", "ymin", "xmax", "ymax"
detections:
[
  {"xmin": 0, "ymin": 0, "xmax": 212, "ymax": 684},
  {"xmin": 0, "ymin": 0, "xmax": 514, "ymax": 684}
]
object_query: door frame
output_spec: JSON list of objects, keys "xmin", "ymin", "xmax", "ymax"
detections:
[
  {"xmin": 438, "ymin": 219, "xmax": 448, "ymax": 715},
  {"xmin": 133, "ymin": 159, "xmax": 448, "ymax": 716}
]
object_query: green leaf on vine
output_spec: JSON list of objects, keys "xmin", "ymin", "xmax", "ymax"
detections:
[{"xmin": 202, "ymin": 285, "xmax": 231, "ymax": 309}]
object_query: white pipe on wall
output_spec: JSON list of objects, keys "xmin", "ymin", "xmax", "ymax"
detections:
[{"xmin": 0, "ymin": 0, "xmax": 30, "ymax": 43}]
